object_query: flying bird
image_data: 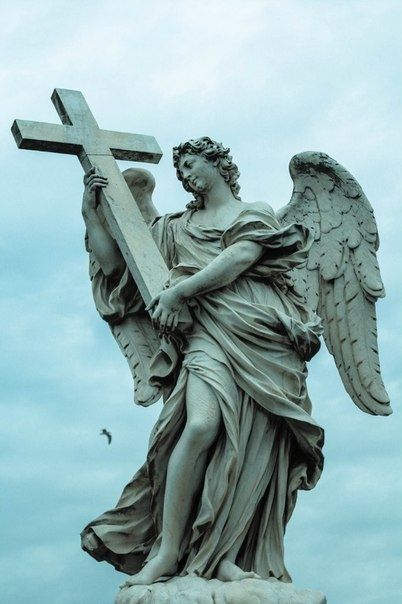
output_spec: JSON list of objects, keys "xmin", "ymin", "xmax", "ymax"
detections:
[{"xmin": 100, "ymin": 428, "xmax": 112, "ymax": 445}]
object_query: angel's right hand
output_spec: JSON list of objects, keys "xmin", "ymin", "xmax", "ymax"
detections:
[{"xmin": 82, "ymin": 167, "xmax": 109, "ymax": 214}]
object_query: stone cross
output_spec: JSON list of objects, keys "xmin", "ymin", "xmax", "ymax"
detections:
[{"xmin": 11, "ymin": 88, "xmax": 168, "ymax": 304}]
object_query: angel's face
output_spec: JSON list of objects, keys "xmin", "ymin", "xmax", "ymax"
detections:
[{"xmin": 178, "ymin": 153, "xmax": 219, "ymax": 194}]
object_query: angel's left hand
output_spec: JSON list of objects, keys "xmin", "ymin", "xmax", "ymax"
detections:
[{"xmin": 146, "ymin": 286, "xmax": 186, "ymax": 333}]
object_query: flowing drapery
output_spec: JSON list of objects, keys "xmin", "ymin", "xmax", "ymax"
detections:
[{"xmin": 81, "ymin": 203, "xmax": 324, "ymax": 581}]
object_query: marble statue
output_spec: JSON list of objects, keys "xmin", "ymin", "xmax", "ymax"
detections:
[{"xmin": 12, "ymin": 89, "xmax": 390, "ymax": 604}]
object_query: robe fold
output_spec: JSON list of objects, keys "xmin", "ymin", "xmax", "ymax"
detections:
[{"xmin": 81, "ymin": 202, "xmax": 324, "ymax": 581}]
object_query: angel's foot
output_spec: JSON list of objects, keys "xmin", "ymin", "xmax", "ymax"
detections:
[
  {"xmin": 216, "ymin": 559, "xmax": 261, "ymax": 582},
  {"xmin": 120, "ymin": 552, "xmax": 178, "ymax": 587}
]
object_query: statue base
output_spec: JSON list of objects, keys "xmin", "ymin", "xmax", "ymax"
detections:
[{"xmin": 116, "ymin": 575, "xmax": 326, "ymax": 604}]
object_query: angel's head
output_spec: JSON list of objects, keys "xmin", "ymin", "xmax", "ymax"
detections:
[{"xmin": 173, "ymin": 136, "xmax": 241, "ymax": 209}]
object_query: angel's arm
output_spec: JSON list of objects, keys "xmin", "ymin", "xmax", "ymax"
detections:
[
  {"xmin": 178, "ymin": 240, "xmax": 263, "ymax": 299},
  {"xmin": 149, "ymin": 240, "xmax": 263, "ymax": 330},
  {"xmin": 82, "ymin": 169, "xmax": 125, "ymax": 276},
  {"xmin": 83, "ymin": 167, "xmax": 164, "ymax": 407}
]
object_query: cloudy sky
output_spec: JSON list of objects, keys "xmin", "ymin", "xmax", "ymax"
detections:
[{"xmin": 1, "ymin": 1, "xmax": 401, "ymax": 602}]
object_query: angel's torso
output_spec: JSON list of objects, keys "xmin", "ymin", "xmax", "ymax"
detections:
[
  {"xmin": 166, "ymin": 202, "xmax": 274, "ymax": 274},
  {"xmin": 186, "ymin": 200, "xmax": 250, "ymax": 231}
]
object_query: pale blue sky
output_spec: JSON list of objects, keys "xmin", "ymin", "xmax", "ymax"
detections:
[{"xmin": 1, "ymin": 1, "xmax": 401, "ymax": 603}]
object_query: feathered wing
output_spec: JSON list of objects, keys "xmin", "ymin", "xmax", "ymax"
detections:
[
  {"xmin": 277, "ymin": 152, "xmax": 391, "ymax": 416},
  {"xmin": 88, "ymin": 168, "xmax": 162, "ymax": 407}
]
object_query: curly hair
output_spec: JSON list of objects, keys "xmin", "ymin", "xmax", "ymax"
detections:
[{"xmin": 172, "ymin": 136, "xmax": 241, "ymax": 209}]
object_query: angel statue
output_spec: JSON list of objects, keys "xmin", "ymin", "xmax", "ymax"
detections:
[{"xmin": 80, "ymin": 137, "xmax": 391, "ymax": 591}]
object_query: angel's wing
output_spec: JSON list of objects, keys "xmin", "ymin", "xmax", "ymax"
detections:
[
  {"xmin": 277, "ymin": 151, "xmax": 391, "ymax": 416},
  {"xmin": 87, "ymin": 168, "xmax": 162, "ymax": 407},
  {"xmin": 110, "ymin": 314, "xmax": 162, "ymax": 407}
]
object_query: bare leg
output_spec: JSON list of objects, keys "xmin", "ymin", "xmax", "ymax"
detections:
[{"xmin": 123, "ymin": 373, "xmax": 221, "ymax": 586}]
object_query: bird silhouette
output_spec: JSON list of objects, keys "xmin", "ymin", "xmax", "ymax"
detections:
[{"xmin": 100, "ymin": 428, "xmax": 112, "ymax": 445}]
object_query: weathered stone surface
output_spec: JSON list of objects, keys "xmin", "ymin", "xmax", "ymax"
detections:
[
  {"xmin": 13, "ymin": 93, "xmax": 390, "ymax": 599},
  {"xmin": 116, "ymin": 576, "xmax": 326, "ymax": 604},
  {"xmin": 11, "ymin": 87, "xmax": 166, "ymax": 305}
]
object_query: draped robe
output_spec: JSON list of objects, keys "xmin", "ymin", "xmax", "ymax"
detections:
[{"xmin": 81, "ymin": 202, "xmax": 324, "ymax": 581}]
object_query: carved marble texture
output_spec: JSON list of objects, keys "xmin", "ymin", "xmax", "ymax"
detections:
[
  {"xmin": 13, "ymin": 92, "xmax": 390, "ymax": 600},
  {"xmin": 116, "ymin": 576, "xmax": 327, "ymax": 604}
]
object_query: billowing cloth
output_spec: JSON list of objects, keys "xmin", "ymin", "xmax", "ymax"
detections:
[{"xmin": 81, "ymin": 202, "xmax": 324, "ymax": 581}]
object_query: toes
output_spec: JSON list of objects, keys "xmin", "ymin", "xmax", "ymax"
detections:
[{"xmin": 234, "ymin": 569, "xmax": 262, "ymax": 580}]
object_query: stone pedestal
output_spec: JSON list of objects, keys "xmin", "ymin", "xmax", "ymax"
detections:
[{"xmin": 116, "ymin": 576, "xmax": 327, "ymax": 604}]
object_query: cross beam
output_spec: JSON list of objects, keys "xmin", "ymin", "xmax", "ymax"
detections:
[{"xmin": 11, "ymin": 88, "xmax": 167, "ymax": 304}]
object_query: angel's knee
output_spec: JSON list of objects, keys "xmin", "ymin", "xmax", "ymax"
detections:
[
  {"xmin": 183, "ymin": 415, "xmax": 220, "ymax": 451},
  {"xmin": 184, "ymin": 375, "xmax": 221, "ymax": 451}
]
